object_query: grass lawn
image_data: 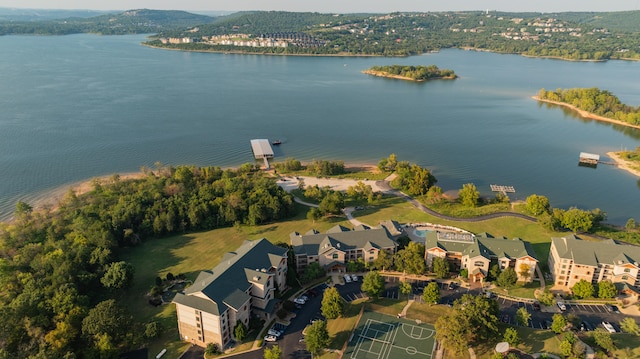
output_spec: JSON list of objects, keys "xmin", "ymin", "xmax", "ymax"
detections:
[
  {"xmin": 474, "ymin": 326, "xmax": 562, "ymax": 359},
  {"xmin": 326, "ymin": 301, "xmax": 365, "ymax": 350},
  {"xmin": 405, "ymin": 302, "xmax": 453, "ymax": 324},
  {"xmin": 493, "ymin": 281, "xmax": 541, "ymax": 299},
  {"xmin": 367, "ymin": 298, "xmax": 408, "ymax": 316},
  {"xmin": 118, "ymin": 184, "xmax": 611, "ymax": 358},
  {"xmin": 119, "ymin": 204, "xmax": 351, "ymax": 358}
]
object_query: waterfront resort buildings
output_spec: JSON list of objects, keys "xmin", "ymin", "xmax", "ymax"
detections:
[
  {"xmin": 290, "ymin": 222, "xmax": 401, "ymax": 273},
  {"xmin": 173, "ymin": 239, "xmax": 288, "ymax": 348},
  {"xmin": 424, "ymin": 232, "xmax": 538, "ymax": 283},
  {"xmin": 549, "ymin": 235, "xmax": 640, "ymax": 296}
]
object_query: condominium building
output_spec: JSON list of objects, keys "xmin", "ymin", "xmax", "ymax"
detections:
[
  {"xmin": 549, "ymin": 234, "xmax": 640, "ymax": 290},
  {"xmin": 173, "ymin": 238, "xmax": 288, "ymax": 348},
  {"xmin": 290, "ymin": 224, "xmax": 399, "ymax": 273},
  {"xmin": 425, "ymin": 232, "xmax": 538, "ymax": 282}
]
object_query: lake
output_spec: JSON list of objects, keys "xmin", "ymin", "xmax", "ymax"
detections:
[{"xmin": 1, "ymin": 34, "xmax": 639, "ymax": 224}]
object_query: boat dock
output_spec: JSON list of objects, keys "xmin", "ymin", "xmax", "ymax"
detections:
[
  {"xmin": 250, "ymin": 139, "xmax": 274, "ymax": 169},
  {"xmin": 579, "ymin": 152, "xmax": 600, "ymax": 165},
  {"xmin": 490, "ymin": 184, "xmax": 515, "ymax": 195}
]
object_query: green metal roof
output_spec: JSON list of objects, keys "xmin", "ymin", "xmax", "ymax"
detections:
[
  {"xmin": 552, "ymin": 235, "xmax": 640, "ymax": 267},
  {"xmin": 174, "ymin": 238, "xmax": 287, "ymax": 315},
  {"xmin": 291, "ymin": 225, "xmax": 397, "ymax": 257},
  {"xmin": 426, "ymin": 232, "xmax": 537, "ymax": 260}
]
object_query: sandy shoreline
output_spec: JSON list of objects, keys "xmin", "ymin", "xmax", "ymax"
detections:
[
  {"xmin": 533, "ymin": 96, "xmax": 640, "ymax": 131},
  {"xmin": 29, "ymin": 163, "xmax": 381, "ymax": 215},
  {"xmin": 606, "ymin": 152, "xmax": 640, "ymax": 178}
]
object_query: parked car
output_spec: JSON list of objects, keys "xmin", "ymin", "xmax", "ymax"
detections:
[
  {"xmin": 267, "ymin": 329, "xmax": 282, "ymax": 337},
  {"xmin": 448, "ymin": 282, "xmax": 456, "ymax": 290},
  {"xmin": 557, "ymin": 301, "xmax": 567, "ymax": 311},
  {"xmin": 343, "ymin": 274, "xmax": 352, "ymax": 283},
  {"xmin": 351, "ymin": 274, "xmax": 359, "ymax": 282},
  {"xmin": 533, "ymin": 302, "xmax": 541, "ymax": 311},
  {"xmin": 580, "ymin": 321, "xmax": 593, "ymax": 332},
  {"xmin": 293, "ymin": 297, "xmax": 306, "ymax": 305},
  {"xmin": 300, "ymin": 295, "xmax": 309, "ymax": 302},
  {"xmin": 501, "ymin": 314, "xmax": 510, "ymax": 323},
  {"xmin": 609, "ymin": 305, "xmax": 621, "ymax": 314},
  {"xmin": 264, "ymin": 335, "xmax": 277, "ymax": 342},
  {"xmin": 602, "ymin": 321, "xmax": 616, "ymax": 333}
]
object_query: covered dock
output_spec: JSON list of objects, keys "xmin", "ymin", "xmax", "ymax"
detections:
[
  {"xmin": 579, "ymin": 152, "xmax": 600, "ymax": 165},
  {"xmin": 250, "ymin": 139, "xmax": 274, "ymax": 169}
]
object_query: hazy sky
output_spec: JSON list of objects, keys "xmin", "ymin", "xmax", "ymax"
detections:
[{"xmin": 1, "ymin": 0, "xmax": 640, "ymax": 13}]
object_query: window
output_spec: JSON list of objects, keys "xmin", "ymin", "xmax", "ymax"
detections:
[
  {"xmin": 196, "ymin": 316, "xmax": 200, "ymax": 322},
  {"xmin": 624, "ymin": 268, "xmax": 631, "ymax": 273},
  {"xmin": 562, "ymin": 265, "xmax": 566, "ymax": 269},
  {"xmin": 332, "ymin": 253, "xmax": 339, "ymax": 259},
  {"xmin": 622, "ymin": 275, "xmax": 629, "ymax": 280},
  {"xmin": 197, "ymin": 323, "xmax": 201, "ymax": 328},
  {"xmin": 474, "ymin": 261, "xmax": 485, "ymax": 267}
]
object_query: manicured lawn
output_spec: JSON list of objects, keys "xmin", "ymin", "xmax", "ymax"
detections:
[
  {"xmin": 120, "ymin": 204, "xmax": 351, "ymax": 358},
  {"xmin": 493, "ymin": 281, "xmax": 541, "ymax": 299},
  {"xmin": 405, "ymin": 302, "xmax": 452, "ymax": 324},
  {"xmin": 474, "ymin": 326, "xmax": 561, "ymax": 359},
  {"xmin": 367, "ymin": 298, "xmax": 408, "ymax": 316},
  {"xmin": 326, "ymin": 301, "xmax": 365, "ymax": 350}
]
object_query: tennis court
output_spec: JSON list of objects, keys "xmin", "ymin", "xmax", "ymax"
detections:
[{"xmin": 345, "ymin": 311, "xmax": 436, "ymax": 359}]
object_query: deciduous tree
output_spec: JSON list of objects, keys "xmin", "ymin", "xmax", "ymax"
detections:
[
  {"xmin": 525, "ymin": 194, "xmax": 550, "ymax": 216},
  {"xmin": 458, "ymin": 183, "xmax": 479, "ymax": 207},
  {"xmin": 431, "ymin": 257, "xmax": 449, "ymax": 279},
  {"xmin": 496, "ymin": 267, "xmax": 517, "ymax": 289},
  {"xmin": 592, "ymin": 328, "xmax": 615, "ymax": 352},
  {"xmin": 361, "ymin": 271, "xmax": 385, "ymax": 298},
  {"xmin": 264, "ymin": 344, "xmax": 282, "ymax": 359},
  {"xmin": 100, "ymin": 261, "xmax": 134, "ymax": 290},
  {"xmin": 234, "ymin": 320, "xmax": 247, "ymax": 341},
  {"xmin": 551, "ymin": 313, "xmax": 566, "ymax": 334},
  {"xmin": 620, "ymin": 317, "xmax": 640, "ymax": 335},
  {"xmin": 399, "ymin": 281, "xmax": 412, "ymax": 300},
  {"xmin": 516, "ymin": 307, "xmax": 531, "ymax": 326},
  {"xmin": 597, "ymin": 280, "xmax": 617, "ymax": 299},
  {"xmin": 503, "ymin": 327, "xmax": 519, "ymax": 346},
  {"xmin": 572, "ymin": 279, "xmax": 594, "ymax": 299},
  {"xmin": 422, "ymin": 281, "xmax": 440, "ymax": 305},
  {"xmin": 305, "ymin": 320, "xmax": 329, "ymax": 355},
  {"xmin": 321, "ymin": 287, "xmax": 344, "ymax": 319}
]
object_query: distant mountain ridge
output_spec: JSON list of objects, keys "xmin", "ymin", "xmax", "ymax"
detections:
[{"xmin": 0, "ymin": 8, "xmax": 216, "ymax": 35}]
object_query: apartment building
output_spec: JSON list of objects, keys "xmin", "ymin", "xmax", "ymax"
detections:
[{"xmin": 173, "ymin": 238, "xmax": 288, "ymax": 348}]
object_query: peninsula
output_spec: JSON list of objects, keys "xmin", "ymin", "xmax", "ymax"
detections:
[
  {"xmin": 362, "ymin": 65, "xmax": 457, "ymax": 82},
  {"xmin": 533, "ymin": 88, "xmax": 640, "ymax": 177}
]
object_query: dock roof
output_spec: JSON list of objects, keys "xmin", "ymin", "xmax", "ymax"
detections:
[{"xmin": 250, "ymin": 139, "xmax": 274, "ymax": 159}]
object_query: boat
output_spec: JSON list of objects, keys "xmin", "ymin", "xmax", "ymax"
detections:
[{"xmin": 272, "ymin": 140, "xmax": 282, "ymax": 145}]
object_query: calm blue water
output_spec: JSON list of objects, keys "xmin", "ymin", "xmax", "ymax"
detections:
[{"xmin": 1, "ymin": 34, "xmax": 639, "ymax": 224}]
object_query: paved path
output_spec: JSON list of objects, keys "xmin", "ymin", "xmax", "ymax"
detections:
[{"xmin": 278, "ymin": 174, "xmax": 538, "ymax": 223}]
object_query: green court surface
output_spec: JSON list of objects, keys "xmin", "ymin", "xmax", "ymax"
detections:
[{"xmin": 344, "ymin": 311, "xmax": 436, "ymax": 359}]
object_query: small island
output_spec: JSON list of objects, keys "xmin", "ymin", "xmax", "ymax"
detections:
[{"xmin": 363, "ymin": 65, "xmax": 457, "ymax": 82}]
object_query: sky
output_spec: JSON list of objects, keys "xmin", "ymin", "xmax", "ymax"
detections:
[{"xmin": 1, "ymin": 0, "xmax": 639, "ymax": 13}]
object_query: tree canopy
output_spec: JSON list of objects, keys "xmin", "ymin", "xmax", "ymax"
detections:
[
  {"xmin": 321, "ymin": 287, "xmax": 344, "ymax": 319},
  {"xmin": 305, "ymin": 320, "xmax": 329, "ymax": 355},
  {"xmin": 366, "ymin": 65, "xmax": 456, "ymax": 81},
  {"xmin": 361, "ymin": 271, "xmax": 385, "ymax": 298}
]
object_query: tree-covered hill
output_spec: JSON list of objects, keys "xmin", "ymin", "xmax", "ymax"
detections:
[
  {"xmin": 0, "ymin": 9, "xmax": 216, "ymax": 35},
  {"xmin": 553, "ymin": 10, "xmax": 640, "ymax": 33},
  {"xmin": 151, "ymin": 10, "xmax": 640, "ymax": 60}
]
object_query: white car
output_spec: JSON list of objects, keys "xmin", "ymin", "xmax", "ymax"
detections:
[
  {"xmin": 351, "ymin": 274, "xmax": 359, "ymax": 282},
  {"xmin": 293, "ymin": 297, "xmax": 306, "ymax": 305},
  {"xmin": 264, "ymin": 335, "xmax": 277, "ymax": 342},
  {"xmin": 602, "ymin": 321, "xmax": 616, "ymax": 333},
  {"xmin": 343, "ymin": 274, "xmax": 352, "ymax": 283},
  {"xmin": 300, "ymin": 295, "xmax": 309, "ymax": 302},
  {"xmin": 267, "ymin": 329, "xmax": 282, "ymax": 337},
  {"xmin": 557, "ymin": 301, "xmax": 566, "ymax": 311}
]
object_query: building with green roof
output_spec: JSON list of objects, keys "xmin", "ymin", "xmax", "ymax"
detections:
[
  {"xmin": 425, "ymin": 232, "xmax": 537, "ymax": 283},
  {"xmin": 173, "ymin": 238, "xmax": 288, "ymax": 349},
  {"xmin": 549, "ymin": 235, "xmax": 640, "ymax": 295},
  {"xmin": 290, "ymin": 224, "xmax": 398, "ymax": 273}
]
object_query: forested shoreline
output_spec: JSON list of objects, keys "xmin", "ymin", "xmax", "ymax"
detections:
[
  {"xmin": 0, "ymin": 165, "xmax": 296, "ymax": 358},
  {"xmin": 537, "ymin": 87, "xmax": 640, "ymax": 127}
]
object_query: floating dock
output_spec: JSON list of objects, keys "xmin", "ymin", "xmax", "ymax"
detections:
[
  {"xmin": 579, "ymin": 152, "xmax": 600, "ymax": 165},
  {"xmin": 490, "ymin": 184, "xmax": 515, "ymax": 194},
  {"xmin": 250, "ymin": 139, "xmax": 274, "ymax": 169}
]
